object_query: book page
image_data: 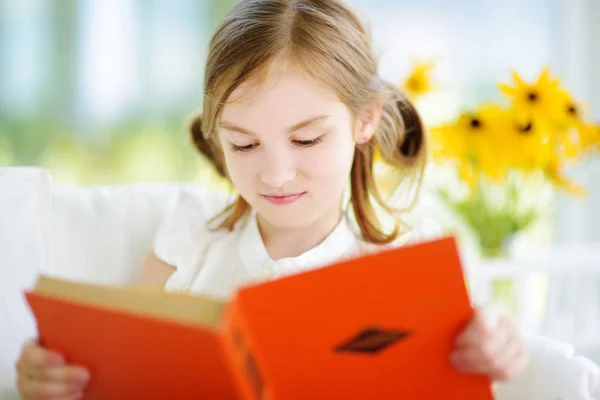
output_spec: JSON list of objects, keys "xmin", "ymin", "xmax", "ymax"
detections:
[{"xmin": 34, "ymin": 275, "xmax": 225, "ymax": 327}]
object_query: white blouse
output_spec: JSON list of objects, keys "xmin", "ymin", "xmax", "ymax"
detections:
[{"xmin": 153, "ymin": 189, "xmax": 441, "ymax": 300}]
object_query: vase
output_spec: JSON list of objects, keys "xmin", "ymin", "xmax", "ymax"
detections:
[
  {"xmin": 480, "ymin": 238, "xmax": 544, "ymax": 335},
  {"xmin": 479, "ymin": 241, "xmax": 518, "ymax": 314}
]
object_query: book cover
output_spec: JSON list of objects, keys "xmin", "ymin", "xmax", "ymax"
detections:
[{"xmin": 25, "ymin": 236, "xmax": 493, "ymax": 400}]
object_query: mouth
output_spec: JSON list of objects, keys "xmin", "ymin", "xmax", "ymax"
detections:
[{"xmin": 261, "ymin": 192, "xmax": 306, "ymax": 205}]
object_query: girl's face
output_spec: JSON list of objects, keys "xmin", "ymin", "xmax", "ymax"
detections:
[{"xmin": 218, "ymin": 70, "xmax": 376, "ymax": 230}]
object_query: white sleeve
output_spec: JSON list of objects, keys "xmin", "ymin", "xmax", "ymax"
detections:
[
  {"xmin": 153, "ymin": 187, "xmax": 233, "ymax": 290},
  {"xmin": 493, "ymin": 334, "xmax": 600, "ymax": 400}
]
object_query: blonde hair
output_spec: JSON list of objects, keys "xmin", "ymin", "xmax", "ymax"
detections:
[{"xmin": 190, "ymin": 0, "xmax": 426, "ymax": 245}]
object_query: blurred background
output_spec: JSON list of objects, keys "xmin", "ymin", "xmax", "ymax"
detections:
[{"xmin": 1, "ymin": 0, "xmax": 599, "ymax": 360}]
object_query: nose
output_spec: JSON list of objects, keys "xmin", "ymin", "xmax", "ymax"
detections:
[{"xmin": 260, "ymin": 148, "xmax": 297, "ymax": 188}]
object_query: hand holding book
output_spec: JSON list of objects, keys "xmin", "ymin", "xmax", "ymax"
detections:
[{"xmin": 16, "ymin": 339, "xmax": 90, "ymax": 400}]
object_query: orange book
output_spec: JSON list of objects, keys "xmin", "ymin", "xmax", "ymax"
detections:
[{"xmin": 25, "ymin": 236, "xmax": 493, "ymax": 400}]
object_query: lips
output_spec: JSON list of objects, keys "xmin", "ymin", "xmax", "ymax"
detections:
[{"xmin": 261, "ymin": 192, "xmax": 306, "ymax": 205}]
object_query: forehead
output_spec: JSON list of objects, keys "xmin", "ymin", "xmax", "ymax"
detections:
[{"xmin": 219, "ymin": 69, "xmax": 349, "ymax": 132}]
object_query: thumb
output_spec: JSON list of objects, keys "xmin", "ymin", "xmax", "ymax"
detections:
[{"xmin": 477, "ymin": 305, "xmax": 503, "ymax": 333}]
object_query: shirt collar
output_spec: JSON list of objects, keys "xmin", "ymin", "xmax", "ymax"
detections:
[{"xmin": 238, "ymin": 210, "xmax": 359, "ymax": 280}]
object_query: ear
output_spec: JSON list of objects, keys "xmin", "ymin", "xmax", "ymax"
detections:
[{"xmin": 354, "ymin": 100, "xmax": 383, "ymax": 144}]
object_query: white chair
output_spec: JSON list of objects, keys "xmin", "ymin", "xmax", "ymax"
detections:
[{"xmin": 1, "ymin": 166, "xmax": 598, "ymax": 399}]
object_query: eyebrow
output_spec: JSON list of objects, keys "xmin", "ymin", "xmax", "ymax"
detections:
[{"xmin": 219, "ymin": 115, "xmax": 330, "ymax": 136}]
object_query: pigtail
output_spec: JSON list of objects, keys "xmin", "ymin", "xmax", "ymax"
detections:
[
  {"xmin": 375, "ymin": 81, "xmax": 426, "ymax": 166},
  {"xmin": 349, "ymin": 80, "xmax": 427, "ymax": 244}
]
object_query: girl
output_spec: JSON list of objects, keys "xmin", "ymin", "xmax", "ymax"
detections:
[{"xmin": 15, "ymin": 0, "xmax": 528, "ymax": 398}]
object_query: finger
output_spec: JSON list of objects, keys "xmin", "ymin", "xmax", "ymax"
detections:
[
  {"xmin": 17, "ymin": 343, "xmax": 65, "ymax": 374},
  {"xmin": 451, "ymin": 319, "xmax": 513, "ymax": 374},
  {"xmin": 55, "ymin": 395, "xmax": 84, "ymax": 400},
  {"xmin": 39, "ymin": 366, "xmax": 90, "ymax": 385},
  {"xmin": 480, "ymin": 317, "xmax": 514, "ymax": 359},
  {"xmin": 455, "ymin": 306, "xmax": 503, "ymax": 348},
  {"xmin": 490, "ymin": 339, "xmax": 530, "ymax": 381},
  {"xmin": 49, "ymin": 387, "xmax": 86, "ymax": 400},
  {"xmin": 450, "ymin": 345, "xmax": 489, "ymax": 374},
  {"xmin": 17, "ymin": 350, "xmax": 67, "ymax": 383},
  {"xmin": 48, "ymin": 395, "xmax": 84, "ymax": 400},
  {"xmin": 502, "ymin": 349, "xmax": 530, "ymax": 381},
  {"xmin": 17, "ymin": 378, "xmax": 74, "ymax": 400},
  {"xmin": 488, "ymin": 334, "xmax": 521, "ymax": 374}
]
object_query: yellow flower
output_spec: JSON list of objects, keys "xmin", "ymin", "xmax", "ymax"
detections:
[
  {"xmin": 431, "ymin": 103, "xmax": 510, "ymax": 181},
  {"xmin": 430, "ymin": 64, "xmax": 594, "ymax": 199},
  {"xmin": 544, "ymin": 156, "xmax": 587, "ymax": 197},
  {"xmin": 463, "ymin": 105, "xmax": 511, "ymax": 180},
  {"xmin": 429, "ymin": 122, "xmax": 466, "ymax": 161},
  {"xmin": 548, "ymin": 90, "xmax": 593, "ymax": 159},
  {"xmin": 499, "ymin": 67, "xmax": 564, "ymax": 123},
  {"xmin": 556, "ymin": 122, "xmax": 595, "ymax": 160},
  {"xmin": 581, "ymin": 122, "xmax": 600, "ymax": 154},
  {"xmin": 556, "ymin": 89, "xmax": 586, "ymax": 127},
  {"xmin": 402, "ymin": 60, "xmax": 436, "ymax": 99},
  {"xmin": 502, "ymin": 108, "xmax": 555, "ymax": 171},
  {"xmin": 456, "ymin": 160, "xmax": 478, "ymax": 188}
]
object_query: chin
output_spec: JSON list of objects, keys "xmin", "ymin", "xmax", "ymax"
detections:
[{"xmin": 256, "ymin": 205, "xmax": 319, "ymax": 230}]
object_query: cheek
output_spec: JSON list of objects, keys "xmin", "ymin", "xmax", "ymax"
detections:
[
  {"xmin": 223, "ymin": 152, "xmax": 256, "ymax": 189},
  {"xmin": 301, "ymin": 135, "xmax": 355, "ymax": 185}
]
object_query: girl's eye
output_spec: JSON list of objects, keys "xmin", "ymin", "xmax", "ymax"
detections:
[
  {"xmin": 293, "ymin": 135, "xmax": 325, "ymax": 148},
  {"xmin": 231, "ymin": 143, "xmax": 258, "ymax": 152},
  {"xmin": 230, "ymin": 134, "xmax": 325, "ymax": 152}
]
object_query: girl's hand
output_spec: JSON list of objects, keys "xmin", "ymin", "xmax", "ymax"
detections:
[
  {"xmin": 15, "ymin": 338, "xmax": 90, "ymax": 400},
  {"xmin": 450, "ymin": 306, "xmax": 529, "ymax": 381}
]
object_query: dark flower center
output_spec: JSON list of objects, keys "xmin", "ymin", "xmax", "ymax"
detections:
[
  {"xmin": 527, "ymin": 91, "xmax": 539, "ymax": 102},
  {"xmin": 519, "ymin": 122, "xmax": 534, "ymax": 134}
]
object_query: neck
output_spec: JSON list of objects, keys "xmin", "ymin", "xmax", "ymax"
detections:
[{"xmin": 257, "ymin": 207, "xmax": 343, "ymax": 260}]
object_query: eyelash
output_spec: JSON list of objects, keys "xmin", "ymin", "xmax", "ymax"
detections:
[
  {"xmin": 294, "ymin": 135, "xmax": 325, "ymax": 147},
  {"xmin": 230, "ymin": 135, "xmax": 325, "ymax": 153}
]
